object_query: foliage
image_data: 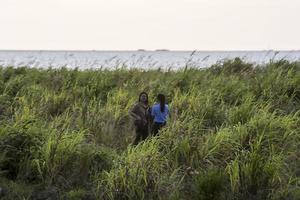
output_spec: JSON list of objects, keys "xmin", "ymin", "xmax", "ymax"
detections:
[{"xmin": 0, "ymin": 60, "xmax": 299, "ymax": 199}]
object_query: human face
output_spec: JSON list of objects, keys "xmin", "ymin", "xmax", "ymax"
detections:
[{"xmin": 140, "ymin": 93, "xmax": 148, "ymax": 103}]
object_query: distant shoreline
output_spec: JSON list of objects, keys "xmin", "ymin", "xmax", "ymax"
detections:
[
  {"xmin": 1, "ymin": 50, "xmax": 300, "ymax": 69},
  {"xmin": 0, "ymin": 50, "xmax": 299, "ymax": 52}
]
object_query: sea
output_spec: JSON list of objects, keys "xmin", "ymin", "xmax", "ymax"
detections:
[{"xmin": 0, "ymin": 50, "xmax": 300, "ymax": 69}]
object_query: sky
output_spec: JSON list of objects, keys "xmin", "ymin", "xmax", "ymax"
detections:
[{"xmin": 0, "ymin": 0, "xmax": 299, "ymax": 51}]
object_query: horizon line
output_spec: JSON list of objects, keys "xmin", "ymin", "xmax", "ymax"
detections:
[{"xmin": 0, "ymin": 49, "xmax": 300, "ymax": 52}]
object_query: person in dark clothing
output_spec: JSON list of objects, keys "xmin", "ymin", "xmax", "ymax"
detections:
[
  {"xmin": 151, "ymin": 94, "xmax": 169, "ymax": 136},
  {"xmin": 129, "ymin": 92, "xmax": 151, "ymax": 145}
]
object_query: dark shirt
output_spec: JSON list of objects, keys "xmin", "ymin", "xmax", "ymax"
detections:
[{"xmin": 129, "ymin": 102, "xmax": 150, "ymax": 126}]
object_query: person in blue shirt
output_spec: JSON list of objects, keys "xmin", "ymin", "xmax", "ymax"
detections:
[{"xmin": 151, "ymin": 93, "xmax": 169, "ymax": 136}]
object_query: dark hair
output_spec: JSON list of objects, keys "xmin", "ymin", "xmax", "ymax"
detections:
[
  {"xmin": 139, "ymin": 92, "xmax": 149, "ymax": 105},
  {"xmin": 157, "ymin": 94, "xmax": 166, "ymax": 112}
]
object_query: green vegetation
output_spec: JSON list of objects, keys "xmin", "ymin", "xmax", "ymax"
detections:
[{"xmin": 0, "ymin": 58, "xmax": 299, "ymax": 199}]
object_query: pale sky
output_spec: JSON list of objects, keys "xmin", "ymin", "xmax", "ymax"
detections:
[{"xmin": 0, "ymin": 0, "xmax": 299, "ymax": 50}]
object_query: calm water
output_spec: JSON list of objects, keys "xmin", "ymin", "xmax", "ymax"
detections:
[{"xmin": 0, "ymin": 50, "xmax": 300, "ymax": 69}]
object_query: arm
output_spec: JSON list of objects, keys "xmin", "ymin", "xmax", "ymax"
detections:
[
  {"xmin": 148, "ymin": 107, "xmax": 154, "ymax": 124},
  {"xmin": 129, "ymin": 104, "xmax": 141, "ymax": 121},
  {"xmin": 151, "ymin": 106, "xmax": 155, "ymax": 117}
]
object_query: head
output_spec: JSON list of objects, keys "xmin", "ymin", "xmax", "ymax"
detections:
[
  {"xmin": 139, "ymin": 92, "xmax": 149, "ymax": 104},
  {"xmin": 157, "ymin": 93, "xmax": 166, "ymax": 112}
]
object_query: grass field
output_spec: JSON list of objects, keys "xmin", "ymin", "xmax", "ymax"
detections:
[{"xmin": 0, "ymin": 58, "xmax": 299, "ymax": 199}]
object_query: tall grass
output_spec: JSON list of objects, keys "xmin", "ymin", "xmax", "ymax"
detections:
[{"xmin": 0, "ymin": 59, "xmax": 299, "ymax": 199}]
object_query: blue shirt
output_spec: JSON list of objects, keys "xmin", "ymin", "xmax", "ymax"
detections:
[{"xmin": 151, "ymin": 103, "xmax": 169, "ymax": 123}]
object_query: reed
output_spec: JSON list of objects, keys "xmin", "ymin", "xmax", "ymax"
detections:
[{"xmin": 0, "ymin": 59, "xmax": 299, "ymax": 199}]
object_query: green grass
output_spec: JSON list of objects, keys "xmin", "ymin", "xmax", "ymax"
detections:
[{"xmin": 0, "ymin": 58, "xmax": 299, "ymax": 199}]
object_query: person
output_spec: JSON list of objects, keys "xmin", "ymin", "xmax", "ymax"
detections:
[
  {"xmin": 151, "ymin": 94, "xmax": 169, "ymax": 136},
  {"xmin": 129, "ymin": 92, "xmax": 151, "ymax": 145}
]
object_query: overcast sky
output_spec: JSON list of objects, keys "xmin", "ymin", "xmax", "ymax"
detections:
[{"xmin": 0, "ymin": 0, "xmax": 299, "ymax": 50}]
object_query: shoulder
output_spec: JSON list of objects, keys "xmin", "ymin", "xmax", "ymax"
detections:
[
  {"xmin": 132, "ymin": 102, "xmax": 140, "ymax": 109},
  {"xmin": 151, "ymin": 104, "xmax": 159, "ymax": 111},
  {"xmin": 152, "ymin": 103, "xmax": 159, "ymax": 108},
  {"xmin": 132, "ymin": 102, "xmax": 138, "ymax": 107}
]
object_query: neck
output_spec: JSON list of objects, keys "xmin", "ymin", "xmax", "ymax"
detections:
[{"xmin": 140, "ymin": 102, "xmax": 147, "ymax": 106}]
